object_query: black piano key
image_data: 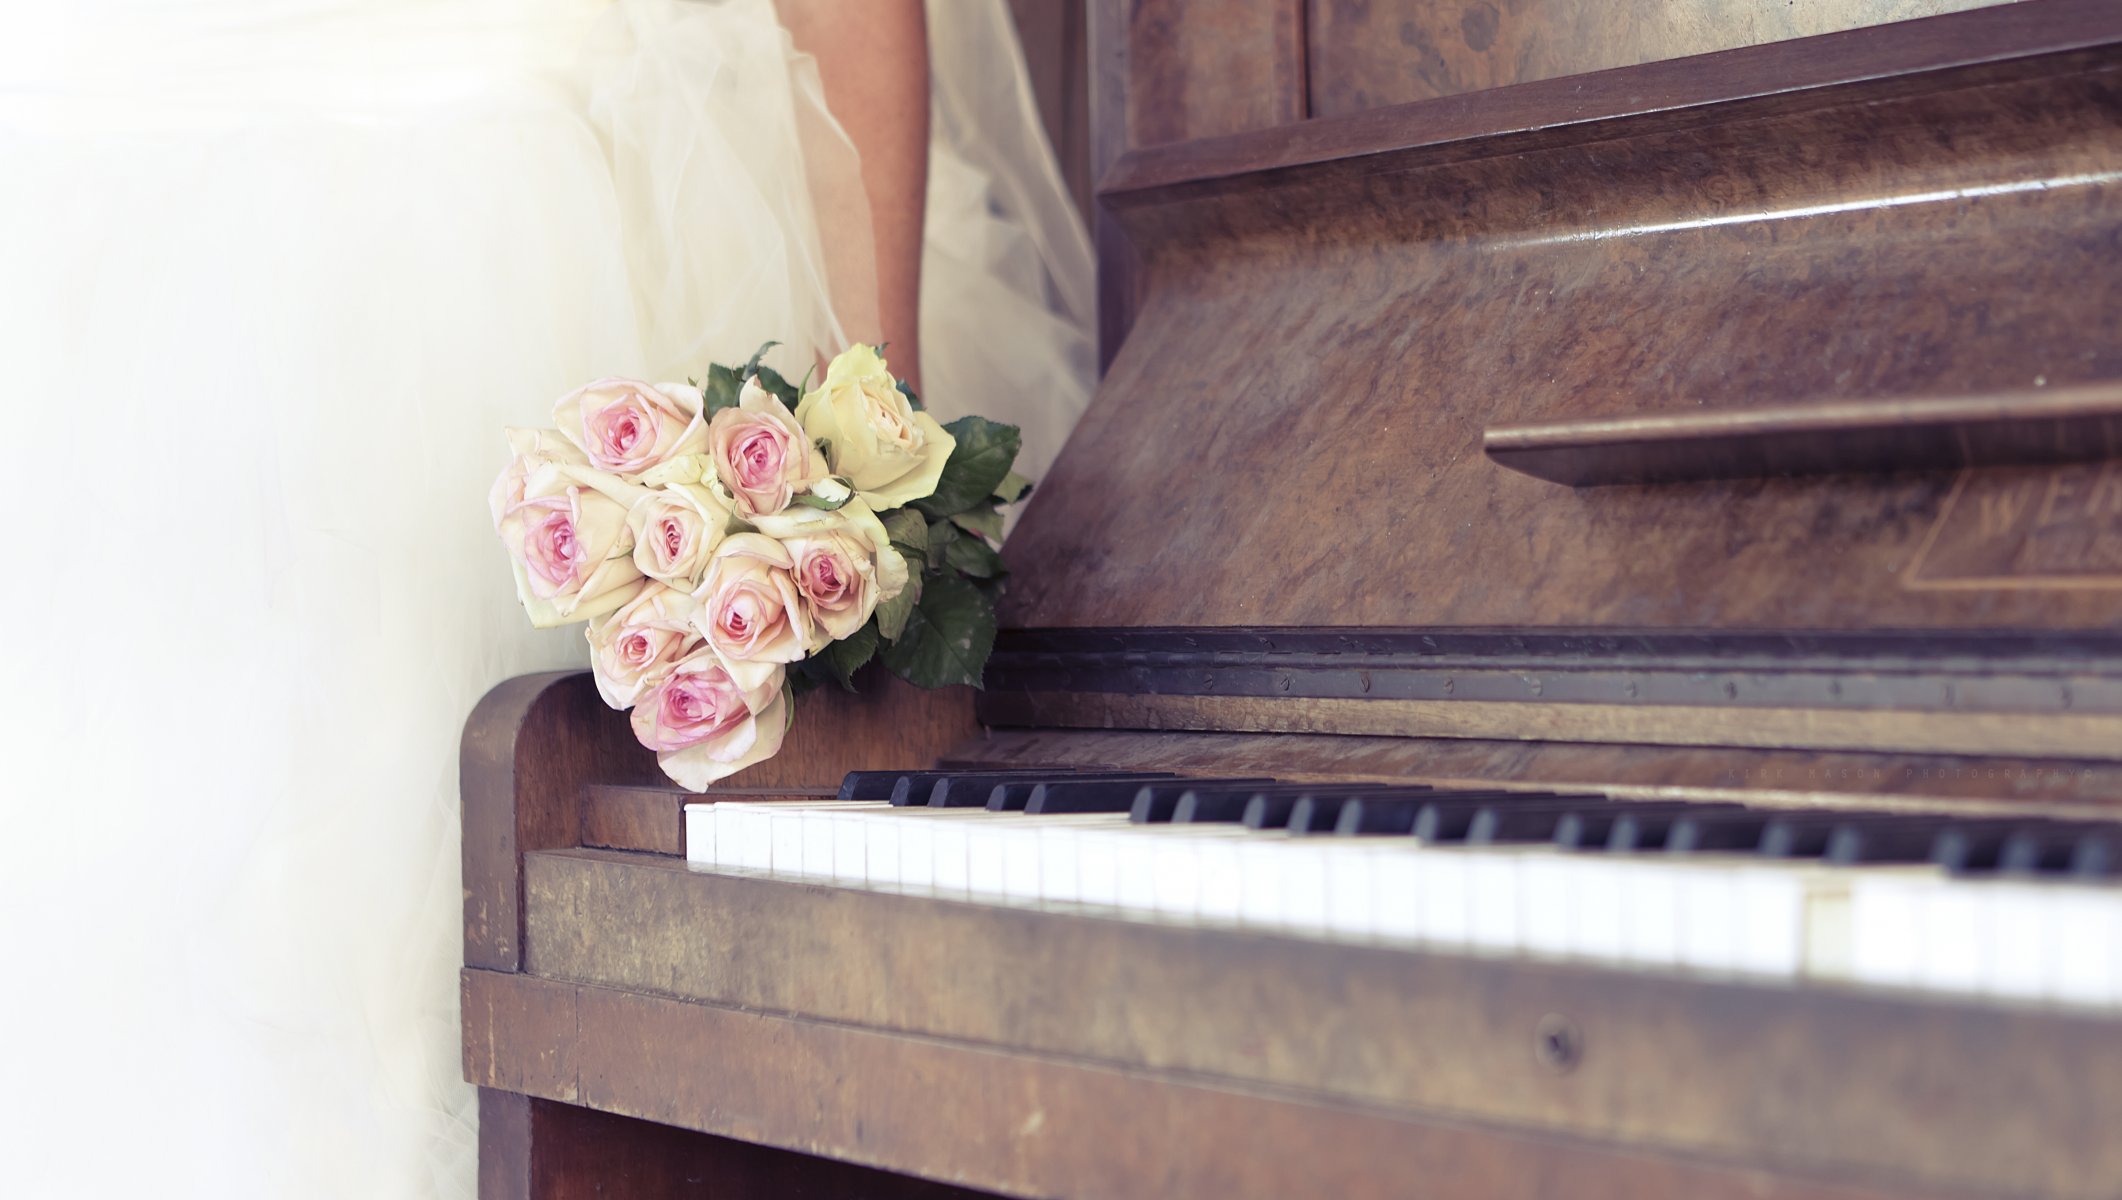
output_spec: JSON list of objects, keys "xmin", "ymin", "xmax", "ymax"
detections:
[
  {"xmin": 1754, "ymin": 811, "xmax": 1899, "ymax": 859},
  {"xmin": 1470, "ymin": 799, "xmax": 1697, "ymax": 844},
  {"xmin": 2070, "ymin": 831, "xmax": 2122, "ymax": 878},
  {"xmin": 1413, "ymin": 795, "xmax": 1606, "ymax": 843},
  {"xmin": 842, "ymin": 767, "xmax": 1057, "ymax": 803},
  {"xmin": 1330, "ymin": 791, "xmax": 1538, "ymax": 836},
  {"xmin": 1174, "ymin": 782, "xmax": 1354, "ymax": 825},
  {"xmin": 1022, "ymin": 774, "xmax": 1186, "ymax": 814},
  {"xmin": 1127, "ymin": 778, "xmax": 1277, "ymax": 823},
  {"xmin": 1284, "ymin": 787, "xmax": 1434, "ymax": 835},
  {"xmin": 1606, "ymin": 805, "xmax": 1749, "ymax": 852},
  {"xmin": 922, "ymin": 770, "xmax": 1159, "ymax": 808},
  {"xmin": 1549, "ymin": 801, "xmax": 1726, "ymax": 849},
  {"xmin": 2000, "ymin": 828, "xmax": 2088, "ymax": 875},
  {"xmin": 1829, "ymin": 816, "xmax": 2044, "ymax": 867}
]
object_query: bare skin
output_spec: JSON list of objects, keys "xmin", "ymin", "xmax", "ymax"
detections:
[{"xmin": 774, "ymin": 0, "xmax": 930, "ymax": 392}]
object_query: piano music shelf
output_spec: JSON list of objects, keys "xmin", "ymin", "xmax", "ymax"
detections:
[{"xmin": 1484, "ymin": 382, "xmax": 2122, "ymax": 485}]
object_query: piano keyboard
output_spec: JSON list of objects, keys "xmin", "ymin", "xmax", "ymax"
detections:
[{"xmin": 684, "ymin": 771, "xmax": 2122, "ymax": 1011}]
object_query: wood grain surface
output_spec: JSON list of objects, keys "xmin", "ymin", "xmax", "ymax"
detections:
[
  {"xmin": 509, "ymin": 856, "xmax": 2122, "ymax": 1199},
  {"xmin": 465, "ymin": 967, "xmax": 1940, "ymax": 1200}
]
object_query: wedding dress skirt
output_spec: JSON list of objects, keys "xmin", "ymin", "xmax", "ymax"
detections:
[{"xmin": 0, "ymin": 1, "xmax": 1091, "ymax": 1194}]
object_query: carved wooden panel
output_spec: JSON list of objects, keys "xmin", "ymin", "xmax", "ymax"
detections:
[
  {"xmin": 1006, "ymin": 16, "xmax": 2122, "ymax": 633},
  {"xmin": 1125, "ymin": 0, "xmax": 1307, "ymax": 146},
  {"xmin": 1309, "ymin": 0, "xmax": 2018, "ymax": 116}
]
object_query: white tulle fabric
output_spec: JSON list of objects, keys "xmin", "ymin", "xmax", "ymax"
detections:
[{"xmin": 0, "ymin": 1, "xmax": 1090, "ymax": 1195}]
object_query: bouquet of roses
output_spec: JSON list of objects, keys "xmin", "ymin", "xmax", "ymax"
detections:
[{"xmin": 490, "ymin": 344, "xmax": 1027, "ymax": 789}]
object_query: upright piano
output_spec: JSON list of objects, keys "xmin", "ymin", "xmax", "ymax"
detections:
[{"xmin": 462, "ymin": 1, "xmax": 2122, "ymax": 1195}]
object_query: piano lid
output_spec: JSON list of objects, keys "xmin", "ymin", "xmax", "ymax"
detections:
[{"xmin": 1001, "ymin": 2, "xmax": 2122, "ymax": 637}]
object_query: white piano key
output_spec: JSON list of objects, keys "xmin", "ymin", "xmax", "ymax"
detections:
[
  {"xmin": 1371, "ymin": 847, "xmax": 1423, "ymax": 943},
  {"xmin": 2050, "ymin": 885, "xmax": 2121, "ymax": 1007},
  {"xmin": 932, "ymin": 819, "xmax": 972, "ymax": 899},
  {"xmin": 1800, "ymin": 870, "xmax": 1856, "ymax": 983},
  {"xmin": 1465, "ymin": 849, "xmax": 1523, "ymax": 953},
  {"xmin": 1236, "ymin": 836, "xmax": 1289, "ymax": 930},
  {"xmin": 1675, "ymin": 862, "xmax": 1741, "ymax": 975},
  {"xmin": 1040, "ymin": 824, "xmax": 1083, "ymax": 904},
  {"xmin": 1571, "ymin": 856, "xmax": 1629, "ymax": 964},
  {"xmin": 1915, "ymin": 877, "xmax": 1988, "ymax": 994},
  {"xmin": 1732, "ymin": 866, "xmax": 1806, "ymax": 979},
  {"xmin": 801, "ymin": 809, "xmax": 838, "ymax": 879},
  {"xmin": 722, "ymin": 804, "xmax": 772, "ymax": 871},
  {"xmin": 1620, "ymin": 857, "xmax": 1682, "ymax": 968},
  {"xmin": 1416, "ymin": 850, "xmax": 1470, "ymax": 948},
  {"xmin": 966, "ymin": 823, "xmax": 1009, "ymax": 899},
  {"xmin": 1000, "ymin": 825, "xmax": 1044, "ymax": 904},
  {"xmin": 1280, "ymin": 840, "xmax": 1334, "ymax": 936},
  {"xmin": 1194, "ymin": 831, "xmax": 1247, "ymax": 926},
  {"xmin": 1983, "ymin": 880, "xmax": 2053, "ymax": 1002},
  {"xmin": 684, "ymin": 803, "xmax": 713, "ymax": 865},
  {"xmin": 867, "ymin": 818, "xmax": 903, "ymax": 887},
  {"xmin": 1518, "ymin": 853, "xmax": 1574, "ymax": 959},
  {"xmin": 832, "ymin": 809, "xmax": 869, "ymax": 883},
  {"xmin": 1154, "ymin": 832, "xmax": 1210, "ymax": 924},
  {"xmin": 1114, "ymin": 830, "xmax": 1160, "ymax": 915},
  {"xmin": 1323, "ymin": 844, "xmax": 1377, "ymax": 942},
  {"xmin": 1076, "ymin": 826, "xmax": 1125, "ymax": 909},
  {"xmin": 1849, "ymin": 874, "xmax": 1924, "ymax": 988},
  {"xmin": 898, "ymin": 816, "xmax": 937, "ymax": 893}
]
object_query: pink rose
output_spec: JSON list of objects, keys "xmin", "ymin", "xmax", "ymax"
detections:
[
  {"xmin": 587, "ymin": 584, "xmax": 700, "ymax": 708},
  {"xmin": 627, "ymin": 483, "xmax": 729, "ymax": 591},
  {"xmin": 493, "ymin": 459, "xmax": 646, "ymax": 627},
  {"xmin": 754, "ymin": 502, "xmax": 909, "ymax": 644},
  {"xmin": 630, "ymin": 649, "xmax": 789, "ymax": 790},
  {"xmin": 707, "ymin": 379, "xmax": 826, "ymax": 518},
  {"xmin": 691, "ymin": 532, "xmax": 809, "ymax": 690},
  {"xmin": 489, "ymin": 427, "xmax": 589, "ymax": 528},
  {"xmin": 554, "ymin": 378, "xmax": 708, "ymax": 478}
]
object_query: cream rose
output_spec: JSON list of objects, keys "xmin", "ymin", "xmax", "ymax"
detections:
[
  {"xmin": 691, "ymin": 532, "xmax": 810, "ymax": 690},
  {"xmin": 494, "ymin": 458, "xmax": 648, "ymax": 627},
  {"xmin": 586, "ymin": 583, "xmax": 700, "ymax": 709},
  {"xmin": 753, "ymin": 502, "xmax": 910, "ymax": 644},
  {"xmin": 707, "ymin": 378, "xmax": 827, "ymax": 518},
  {"xmin": 630, "ymin": 648, "xmax": 789, "ymax": 790},
  {"xmin": 794, "ymin": 344, "xmax": 955, "ymax": 509},
  {"xmin": 627, "ymin": 483, "xmax": 730, "ymax": 591},
  {"xmin": 489, "ymin": 427, "xmax": 590, "ymax": 526},
  {"xmin": 554, "ymin": 378, "xmax": 708, "ymax": 478}
]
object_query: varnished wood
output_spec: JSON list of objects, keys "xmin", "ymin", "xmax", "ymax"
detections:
[
  {"xmin": 1122, "ymin": 0, "xmax": 1306, "ymax": 147},
  {"xmin": 978, "ymin": 690, "xmax": 2122, "ymax": 760},
  {"xmin": 465, "ymin": 967, "xmax": 1932, "ymax": 1200},
  {"xmin": 950, "ymin": 726, "xmax": 2122, "ymax": 817},
  {"xmin": 1008, "ymin": 13, "xmax": 2122, "ymax": 632},
  {"xmin": 475, "ymin": 1087, "xmax": 991, "ymax": 1199},
  {"xmin": 1486, "ymin": 382, "xmax": 2122, "ymax": 485},
  {"xmin": 512, "ymin": 855, "xmax": 2122, "ymax": 1199},
  {"xmin": 1307, "ymin": 0, "xmax": 2013, "ymax": 117},
  {"xmin": 580, "ymin": 783, "xmax": 833, "ymax": 856},
  {"xmin": 728, "ymin": 670, "xmax": 979, "ymax": 789}
]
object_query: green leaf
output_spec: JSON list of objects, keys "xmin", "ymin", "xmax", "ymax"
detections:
[
  {"xmin": 912, "ymin": 417, "xmax": 1021, "ymax": 518},
  {"xmin": 990, "ymin": 471, "xmax": 1033, "ymax": 504},
  {"xmin": 880, "ymin": 573, "xmax": 997, "ymax": 690},
  {"xmin": 702, "ymin": 362, "xmax": 744, "ymax": 417},
  {"xmin": 790, "ymin": 482, "xmax": 852, "ymax": 511},
  {"xmin": 743, "ymin": 341, "xmax": 781, "ymax": 377},
  {"xmin": 944, "ymin": 533, "xmax": 1006, "ymax": 579},
  {"xmin": 925, "ymin": 519, "xmax": 957, "ymax": 570},
  {"xmin": 881, "ymin": 508, "xmax": 928, "ymax": 556},
  {"xmin": 785, "ymin": 657, "xmax": 831, "ymax": 698},
  {"xmin": 949, "ymin": 505, "xmax": 1005, "ymax": 543},
  {"xmin": 822, "ymin": 621, "xmax": 880, "ymax": 691},
  {"xmin": 897, "ymin": 378, "xmax": 923, "ymax": 412},
  {"xmin": 874, "ymin": 572, "xmax": 921, "ymax": 642},
  {"xmin": 752, "ymin": 364, "xmax": 801, "ymax": 410}
]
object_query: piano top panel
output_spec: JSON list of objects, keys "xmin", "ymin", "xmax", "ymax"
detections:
[
  {"xmin": 1306, "ymin": 0, "xmax": 2016, "ymax": 119},
  {"xmin": 1004, "ymin": 12, "xmax": 2122, "ymax": 633}
]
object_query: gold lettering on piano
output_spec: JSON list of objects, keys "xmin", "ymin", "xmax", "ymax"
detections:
[{"xmin": 1905, "ymin": 462, "xmax": 2122, "ymax": 589}]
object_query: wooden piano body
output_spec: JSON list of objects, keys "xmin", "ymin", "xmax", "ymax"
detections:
[{"xmin": 462, "ymin": 1, "xmax": 2122, "ymax": 1195}]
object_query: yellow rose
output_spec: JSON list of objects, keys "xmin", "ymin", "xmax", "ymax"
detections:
[{"xmin": 794, "ymin": 344, "xmax": 955, "ymax": 510}]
